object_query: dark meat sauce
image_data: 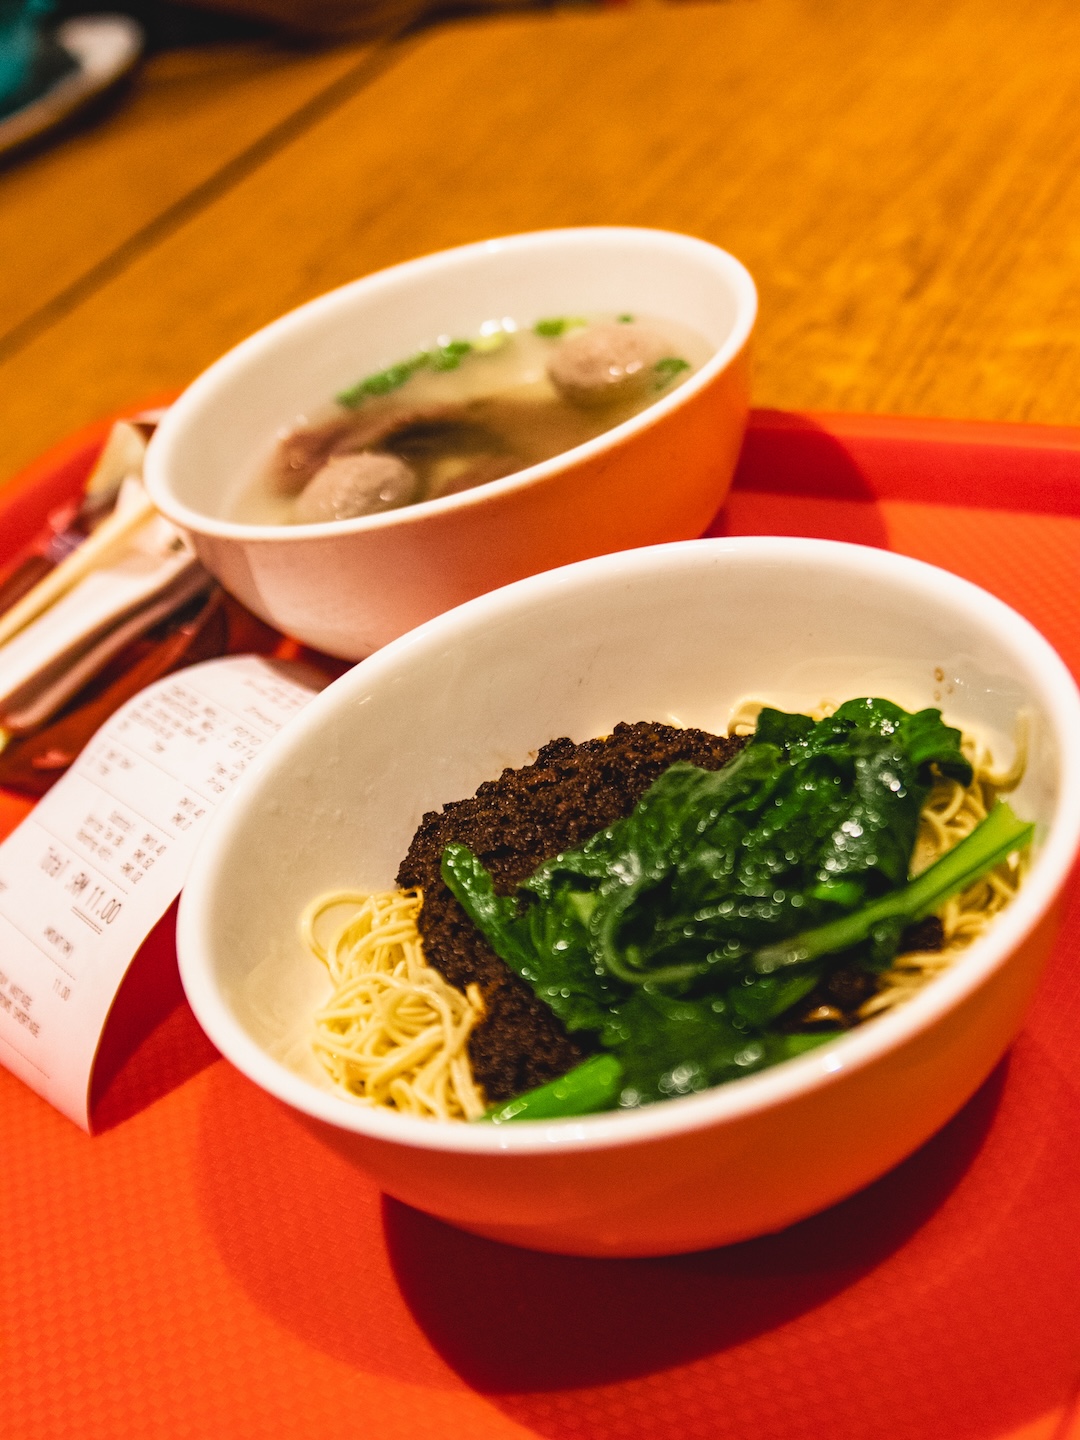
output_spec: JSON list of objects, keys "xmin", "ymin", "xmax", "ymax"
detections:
[
  {"xmin": 777, "ymin": 916, "xmax": 944, "ymax": 1032},
  {"xmin": 396, "ymin": 721, "xmax": 947, "ymax": 1102},
  {"xmin": 396, "ymin": 721, "xmax": 746, "ymax": 1101}
]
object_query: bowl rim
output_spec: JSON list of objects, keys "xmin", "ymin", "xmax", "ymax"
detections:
[
  {"xmin": 143, "ymin": 226, "xmax": 757, "ymax": 542},
  {"xmin": 177, "ymin": 536, "xmax": 1080, "ymax": 1155}
]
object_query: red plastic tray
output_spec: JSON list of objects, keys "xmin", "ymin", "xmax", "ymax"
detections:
[{"xmin": 3, "ymin": 409, "xmax": 1080, "ymax": 1440}]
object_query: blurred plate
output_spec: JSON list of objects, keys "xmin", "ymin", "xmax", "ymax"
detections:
[{"xmin": 0, "ymin": 13, "xmax": 144, "ymax": 159}]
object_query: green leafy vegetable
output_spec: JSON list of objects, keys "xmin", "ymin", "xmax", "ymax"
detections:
[
  {"xmin": 753, "ymin": 800, "xmax": 1033, "ymax": 973},
  {"xmin": 442, "ymin": 701, "xmax": 1021, "ymax": 1111},
  {"xmin": 599, "ymin": 989, "xmax": 837, "ymax": 1104},
  {"xmin": 481, "ymin": 1054, "xmax": 623, "ymax": 1122}
]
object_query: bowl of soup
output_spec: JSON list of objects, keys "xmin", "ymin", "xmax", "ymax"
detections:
[
  {"xmin": 143, "ymin": 227, "xmax": 756, "ymax": 658},
  {"xmin": 176, "ymin": 537, "xmax": 1080, "ymax": 1255}
]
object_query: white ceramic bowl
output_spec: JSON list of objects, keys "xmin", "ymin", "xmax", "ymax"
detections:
[
  {"xmin": 143, "ymin": 227, "xmax": 756, "ymax": 659},
  {"xmin": 177, "ymin": 537, "xmax": 1080, "ymax": 1256}
]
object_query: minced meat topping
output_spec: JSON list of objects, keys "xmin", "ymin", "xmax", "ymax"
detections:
[{"xmin": 396, "ymin": 721, "xmax": 746, "ymax": 1101}]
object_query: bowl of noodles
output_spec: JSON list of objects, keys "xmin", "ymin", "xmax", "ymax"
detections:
[{"xmin": 177, "ymin": 537, "xmax": 1080, "ymax": 1256}]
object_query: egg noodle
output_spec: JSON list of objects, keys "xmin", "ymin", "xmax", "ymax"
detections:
[
  {"xmin": 729, "ymin": 698, "xmax": 1031, "ymax": 1018},
  {"xmin": 865, "ymin": 715, "xmax": 1029, "ymax": 1016},
  {"xmin": 302, "ymin": 886, "xmax": 487, "ymax": 1120}
]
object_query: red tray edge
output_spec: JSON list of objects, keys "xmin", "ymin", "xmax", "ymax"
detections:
[
  {"xmin": 735, "ymin": 410, "xmax": 1080, "ymax": 515},
  {"xmin": 6, "ymin": 406, "xmax": 1080, "ymax": 547}
]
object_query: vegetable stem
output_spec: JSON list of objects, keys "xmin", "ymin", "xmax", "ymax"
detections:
[
  {"xmin": 479, "ymin": 1054, "xmax": 623, "ymax": 1123},
  {"xmin": 753, "ymin": 801, "xmax": 1033, "ymax": 973}
]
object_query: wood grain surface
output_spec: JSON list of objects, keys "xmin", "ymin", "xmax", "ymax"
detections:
[
  {"xmin": 3, "ymin": 0, "xmax": 1080, "ymax": 485},
  {"xmin": 0, "ymin": 40, "xmax": 379, "ymax": 347}
]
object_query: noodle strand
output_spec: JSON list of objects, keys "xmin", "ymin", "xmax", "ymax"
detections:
[
  {"xmin": 303, "ymin": 887, "xmax": 487, "ymax": 1120},
  {"xmin": 861, "ymin": 716, "xmax": 1030, "ymax": 1018}
]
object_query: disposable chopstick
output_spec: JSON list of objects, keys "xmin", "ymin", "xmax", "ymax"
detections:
[{"xmin": 0, "ymin": 479, "xmax": 157, "ymax": 649}]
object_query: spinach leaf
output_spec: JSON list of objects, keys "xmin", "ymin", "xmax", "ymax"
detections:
[
  {"xmin": 753, "ymin": 800, "xmax": 1033, "ymax": 973},
  {"xmin": 441, "ymin": 843, "xmax": 617, "ymax": 1033}
]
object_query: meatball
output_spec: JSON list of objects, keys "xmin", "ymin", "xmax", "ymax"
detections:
[
  {"xmin": 546, "ymin": 321, "xmax": 671, "ymax": 407},
  {"xmin": 294, "ymin": 451, "xmax": 419, "ymax": 523}
]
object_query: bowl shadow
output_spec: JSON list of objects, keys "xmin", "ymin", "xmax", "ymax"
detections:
[
  {"xmin": 384, "ymin": 1039, "xmax": 1080, "ymax": 1440},
  {"xmin": 382, "ymin": 1060, "xmax": 1007, "ymax": 1394},
  {"xmin": 90, "ymin": 899, "xmax": 219, "ymax": 1133},
  {"xmin": 712, "ymin": 409, "xmax": 891, "ymax": 549},
  {"xmin": 192, "ymin": 1035, "xmax": 1080, "ymax": 1440},
  {"xmin": 192, "ymin": 1052, "xmax": 1003, "ymax": 1390}
]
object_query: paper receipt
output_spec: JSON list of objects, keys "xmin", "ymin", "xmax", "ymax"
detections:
[{"xmin": 0, "ymin": 654, "xmax": 322, "ymax": 1130}]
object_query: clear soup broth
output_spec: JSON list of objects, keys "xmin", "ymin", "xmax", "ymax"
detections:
[{"xmin": 228, "ymin": 312, "xmax": 713, "ymax": 526}]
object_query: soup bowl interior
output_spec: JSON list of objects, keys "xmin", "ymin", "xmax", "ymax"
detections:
[
  {"xmin": 146, "ymin": 227, "xmax": 754, "ymax": 532},
  {"xmin": 178, "ymin": 537, "xmax": 1080, "ymax": 1255},
  {"xmin": 145, "ymin": 229, "xmax": 756, "ymax": 659}
]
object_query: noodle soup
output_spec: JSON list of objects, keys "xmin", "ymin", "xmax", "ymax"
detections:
[{"xmin": 228, "ymin": 312, "xmax": 713, "ymax": 526}]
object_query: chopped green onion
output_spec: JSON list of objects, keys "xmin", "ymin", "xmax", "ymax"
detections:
[
  {"xmin": 654, "ymin": 356, "xmax": 691, "ymax": 389},
  {"xmin": 336, "ymin": 350, "xmax": 431, "ymax": 407},
  {"xmin": 430, "ymin": 339, "xmax": 473, "ymax": 371},
  {"xmin": 533, "ymin": 316, "xmax": 587, "ymax": 338},
  {"xmin": 473, "ymin": 330, "xmax": 509, "ymax": 353}
]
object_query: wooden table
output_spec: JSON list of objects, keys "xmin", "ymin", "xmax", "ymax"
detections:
[{"xmin": 4, "ymin": 0, "xmax": 1080, "ymax": 488}]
